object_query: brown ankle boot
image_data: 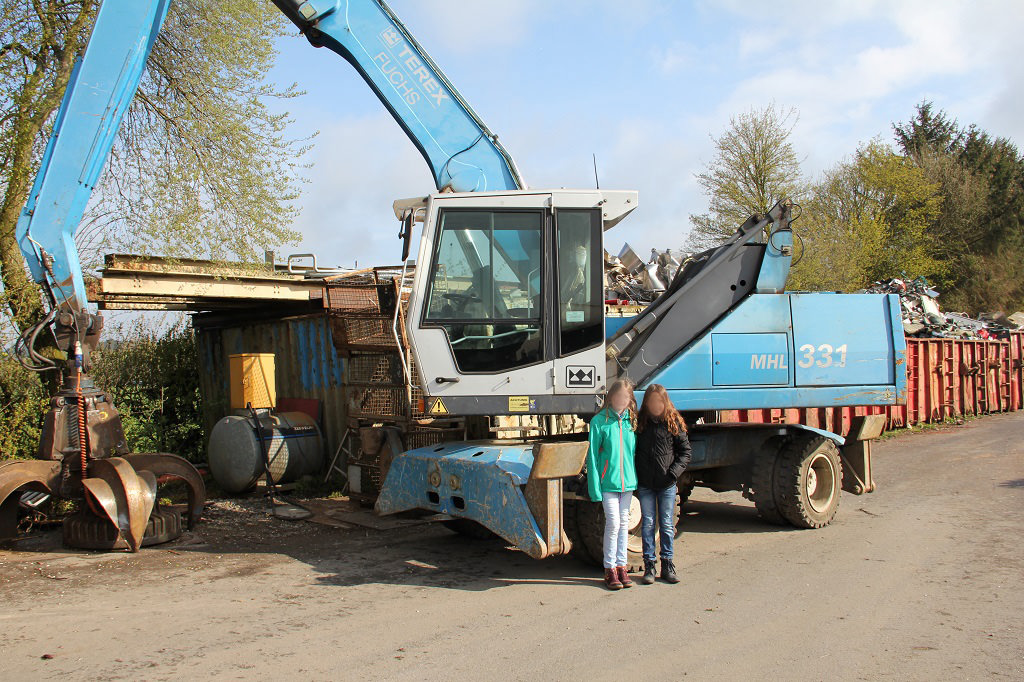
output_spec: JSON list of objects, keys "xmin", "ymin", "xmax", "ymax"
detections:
[
  {"xmin": 617, "ymin": 566, "xmax": 633, "ymax": 588},
  {"xmin": 604, "ymin": 568, "xmax": 623, "ymax": 590}
]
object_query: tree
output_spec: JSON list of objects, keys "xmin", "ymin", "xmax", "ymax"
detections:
[
  {"xmin": 790, "ymin": 140, "xmax": 943, "ymax": 292},
  {"xmin": 0, "ymin": 0, "xmax": 98, "ymax": 331},
  {"xmin": 0, "ymin": 0, "xmax": 307, "ymax": 333},
  {"xmin": 893, "ymin": 100, "xmax": 964, "ymax": 158},
  {"xmin": 893, "ymin": 102, "xmax": 1024, "ymax": 312},
  {"xmin": 688, "ymin": 104, "xmax": 804, "ymax": 250}
]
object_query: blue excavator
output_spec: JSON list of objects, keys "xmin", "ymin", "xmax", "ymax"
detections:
[{"xmin": 2, "ymin": 0, "xmax": 905, "ymax": 561}]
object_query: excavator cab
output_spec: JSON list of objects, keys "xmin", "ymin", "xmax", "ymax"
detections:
[{"xmin": 395, "ymin": 189, "xmax": 638, "ymax": 417}]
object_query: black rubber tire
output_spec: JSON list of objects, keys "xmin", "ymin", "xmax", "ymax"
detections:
[
  {"xmin": 63, "ymin": 507, "xmax": 183, "ymax": 550},
  {"xmin": 570, "ymin": 499, "xmax": 605, "ymax": 568},
  {"xmin": 564, "ymin": 499, "xmax": 596, "ymax": 565},
  {"xmin": 751, "ymin": 444, "xmax": 787, "ymax": 525},
  {"xmin": 569, "ymin": 496, "xmax": 678, "ymax": 570},
  {"xmin": 775, "ymin": 436, "xmax": 843, "ymax": 529},
  {"xmin": 441, "ymin": 518, "xmax": 496, "ymax": 540},
  {"xmin": 678, "ymin": 481, "xmax": 695, "ymax": 507},
  {"xmin": 674, "ymin": 480, "xmax": 696, "ymax": 529}
]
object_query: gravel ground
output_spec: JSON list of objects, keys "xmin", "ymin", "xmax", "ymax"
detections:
[{"xmin": 0, "ymin": 412, "xmax": 1021, "ymax": 681}]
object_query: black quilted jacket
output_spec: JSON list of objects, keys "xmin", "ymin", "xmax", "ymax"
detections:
[{"xmin": 634, "ymin": 418, "xmax": 692, "ymax": 490}]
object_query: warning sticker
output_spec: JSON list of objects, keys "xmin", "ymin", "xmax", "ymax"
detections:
[
  {"xmin": 508, "ymin": 396, "xmax": 532, "ymax": 412},
  {"xmin": 429, "ymin": 397, "xmax": 449, "ymax": 415}
]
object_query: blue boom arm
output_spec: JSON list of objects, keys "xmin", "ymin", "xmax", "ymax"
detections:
[
  {"xmin": 16, "ymin": 0, "xmax": 172, "ymax": 312},
  {"xmin": 17, "ymin": 0, "xmax": 523, "ymax": 314},
  {"xmin": 271, "ymin": 0, "xmax": 524, "ymax": 193}
]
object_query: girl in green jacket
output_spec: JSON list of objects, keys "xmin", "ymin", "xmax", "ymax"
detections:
[{"xmin": 587, "ymin": 379, "xmax": 639, "ymax": 590}]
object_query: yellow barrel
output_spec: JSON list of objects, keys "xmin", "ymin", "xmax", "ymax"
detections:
[{"xmin": 229, "ymin": 353, "xmax": 276, "ymax": 409}]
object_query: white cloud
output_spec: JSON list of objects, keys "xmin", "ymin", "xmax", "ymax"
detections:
[
  {"xmin": 387, "ymin": 0, "xmax": 540, "ymax": 53},
  {"xmin": 276, "ymin": 113, "xmax": 434, "ymax": 268},
  {"xmin": 654, "ymin": 40, "xmax": 698, "ymax": 74},
  {"xmin": 271, "ymin": 0, "xmax": 1024, "ymax": 269},
  {"xmin": 707, "ymin": 0, "xmax": 1024, "ymax": 175}
]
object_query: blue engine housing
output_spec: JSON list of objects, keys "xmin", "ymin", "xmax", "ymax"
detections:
[{"xmin": 649, "ymin": 292, "xmax": 907, "ymax": 410}]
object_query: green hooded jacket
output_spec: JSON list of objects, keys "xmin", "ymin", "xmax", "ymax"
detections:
[{"xmin": 586, "ymin": 407, "xmax": 638, "ymax": 502}]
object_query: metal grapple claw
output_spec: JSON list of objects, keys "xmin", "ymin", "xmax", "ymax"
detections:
[
  {"xmin": 0, "ymin": 452, "xmax": 205, "ymax": 552},
  {"xmin": 0, "ymin": 460, "xmax": 61, "ymax": 541},
  {"xmin": 82, "ymin": 457, "xmax": 157, "ymax": 552},
  {"xmin": 124, "ymin": 453, "xmax": 206, "ymax": 530}
]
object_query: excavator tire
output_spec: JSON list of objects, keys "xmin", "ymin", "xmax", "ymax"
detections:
[
  {"xmin": 678, "ymin": 481, "xmax": 695, "ymax": 507},
  {"xmin": 570, "ymin": 496, "xmax": 677, "ymax": 571},
  {"xmin": 63, "ymin": 506, "xmax": 182, "ymax": 550},
  {"xmin": 674, "ymin": 480, "xmax": 696, "ymax": 529},
  {"xmin": 565, "ymin": 499, "xmax": 602, "ymax": 561},
  {"xmin": 774, "ymin": 435, "xmax": 843, "ymax": 529},
  {"xmin": 571, "ymin": 499, "xmax": 606, "ymax": 568},
  {"xmin": 751, "ymin": 442, "xmax": 787, "ymax": 525},
  {"xmin": 564, "ymin": 499, "xmax": 596, "ymax": 565}
]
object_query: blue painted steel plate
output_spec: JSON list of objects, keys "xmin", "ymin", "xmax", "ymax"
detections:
[{"xmin": 712, "ymin": 333, "xmax": 790, "ymax": 386}]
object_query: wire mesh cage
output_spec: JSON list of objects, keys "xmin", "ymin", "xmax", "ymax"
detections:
[
  {"xmin": 403, "ymin": 424, "xmax": 464, "ymax": 450},
  {"xmin": 323, "ymin": 283, "xmax": 393, "ymax": 315},
  {"xmin": 330, "ymin": 316, "xmax": 398, "ymax": 352},
  {"xmin": 347, "ymin": 385, "xmax": 410, "ymax": 421},
  {"xmin": 345, "ymin": 353, "xmax": 405, "ymax": 385}
]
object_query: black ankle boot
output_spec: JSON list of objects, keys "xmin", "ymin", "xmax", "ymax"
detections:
[
  {"xmin": 641, "ymin": 561, "xmax": 657, "ymax": 585},
  {"xmin": 660, "ymin": 559, "xmax": 679, "ymax": 584}
]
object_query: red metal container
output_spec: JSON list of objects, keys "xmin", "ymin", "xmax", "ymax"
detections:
[
  {"xmin": 718, "ymin": 333, "xmax": 1024, "ymax": 435},
  {"xmin": 1009, "ymin": 332, "xmax": 1023, "ymax": 412}
]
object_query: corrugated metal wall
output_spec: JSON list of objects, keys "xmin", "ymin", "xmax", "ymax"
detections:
[
  {"xmin": 719, "ymin": 332, "xmax": 1024, "ymax": 436},
  {"xmin": 194, "ymin": 313, "xmax": 347, "ymax": 461}
]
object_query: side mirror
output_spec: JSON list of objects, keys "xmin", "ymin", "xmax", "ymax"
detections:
[{"xmin": 398, "ymin": 210, "xmax": 414, "ymax": 261}]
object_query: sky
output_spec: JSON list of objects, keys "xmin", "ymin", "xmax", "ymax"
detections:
[{"xmin": 265, "ymin": 0, "xmax": 1024, "ymax": 269}]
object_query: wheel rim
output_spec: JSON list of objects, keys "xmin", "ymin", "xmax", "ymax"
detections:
[
  {"xmin": 806, "ymin": 452, "xmax": 836, "ymax": 514},
  {"xmin": 626, "ymin": 495, "xmax": 645, "ymax": 555}
]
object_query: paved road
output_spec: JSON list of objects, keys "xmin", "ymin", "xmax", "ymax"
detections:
[{"xmin": 1, "ymin": 413, "xmax": 1022, "ymax": 681}]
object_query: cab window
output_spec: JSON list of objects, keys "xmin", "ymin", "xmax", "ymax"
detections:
[
  {"xmin": 556, "ymin": 210, "xmax": 603, "ymax": 355},
  {"xmin": 424, "ymin": 210, "xmax": 543, "ymax": 372}
]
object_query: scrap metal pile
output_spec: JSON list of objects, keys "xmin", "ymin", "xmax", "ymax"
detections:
[
  {"xmin": 862, "ymin": 277, "xmax": 1023, "ymax": 340},
  {"xmin": 605, "ymin": 244, "xmax": 687, "ymax": 303}
]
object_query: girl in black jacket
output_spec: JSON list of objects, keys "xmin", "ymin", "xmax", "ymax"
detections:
[{"xmin": 634, "ymin": 384, "xmax": 692, "ymax": 584}]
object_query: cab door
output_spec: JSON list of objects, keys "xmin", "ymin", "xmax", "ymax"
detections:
[
  {"xmin": 407, "ymin": 192, "xmax": 556, "ymax": 408},
  {"xmin": 551, "ymin": 206, "xmax": 606, "ymax": 394}
]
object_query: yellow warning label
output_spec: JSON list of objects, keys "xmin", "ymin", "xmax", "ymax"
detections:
[
  {"xmin": 508, "ymin": 396, "xmax": 531, "ymax": 412},
  {"xmin": 429, "ymin": 398, "xmax": 449, "ymax": 415}
]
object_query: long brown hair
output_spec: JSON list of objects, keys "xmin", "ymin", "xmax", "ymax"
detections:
[
  {"xmin": 600, "ymin": 378, "xmax": 637, "ymax": 428},
  {"xmin": 637, "ymin": 384, "xmax": 687, "ymax": 435}
]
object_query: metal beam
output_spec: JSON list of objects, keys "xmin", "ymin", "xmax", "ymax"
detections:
[{"xmin": 89, "ymin": 254, "xmax": 326, "ymax": 312}]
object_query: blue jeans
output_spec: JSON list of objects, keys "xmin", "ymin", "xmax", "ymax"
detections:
[
  {"xmin": 636, "ymin": 484, "xmax": 676, "ymax": 563},
  {"xmin": 601, "ymin": 490, "xmax": 632, "ymax": 568}
]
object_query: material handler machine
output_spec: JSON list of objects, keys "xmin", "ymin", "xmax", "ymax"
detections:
[{"xmin": 2, "ymin": 0, "xmax": 904, "ymax": 562}]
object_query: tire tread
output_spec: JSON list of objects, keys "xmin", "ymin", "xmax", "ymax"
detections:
[
  {"xmin": 775, "ymin": 435, "xmax": 843, "ymax": 529},
  {"xmin": 752, "ymin": 443, "xmax": 786, "ymax": 525}
]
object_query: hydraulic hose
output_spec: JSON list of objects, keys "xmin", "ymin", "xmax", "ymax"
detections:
[{"xmin": 74, "ymin": 341, "xmax": 87, "ymax": 480}]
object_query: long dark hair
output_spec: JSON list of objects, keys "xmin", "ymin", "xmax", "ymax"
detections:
[
  {"xmin": 637, "ymin": 384, "xmax": 686, "ymax": 435},
  {"xmin": 600, "ymin": 378, "xmax": 637, "ymax": 428}
]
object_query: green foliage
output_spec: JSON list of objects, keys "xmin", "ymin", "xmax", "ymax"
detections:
[
  {"xmin": 0, "ymin": 321, "xmax": 206, "ymax": 463},
  {"xmin": 689, "ymin": 104, "xmax": 804, "ymax": 250},
  {"xmin": 791, "ymin": 140, "xmax": 943, "ymax": 292},
  {"xmin": 691, "ymin": 100, "xmax": 1023, "ymax": 312},
  {"xmin": 91, "ymin": 322, "xmax": 205, "ymax": 463},
  {"xmin": 0, "ymin": 354, "xmax": 49, "ymax": 460},
  {"xmin": 0, "ymin": 0, "xmax": 98, "ymax": 330},
  {"xmin": 893, "ymin": 101, "xmax": 965, "ymax": 157},
  {"xmin": 81, "ymin": 0, "xmax": 309, "ymax": 266},
  {"xmin": 892, "ymin": 102, "xmax": 1024, "ymax": 312},
  {"xmin": 1, "ymin": 0, "xmax": 307, "ymax": 335}
]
